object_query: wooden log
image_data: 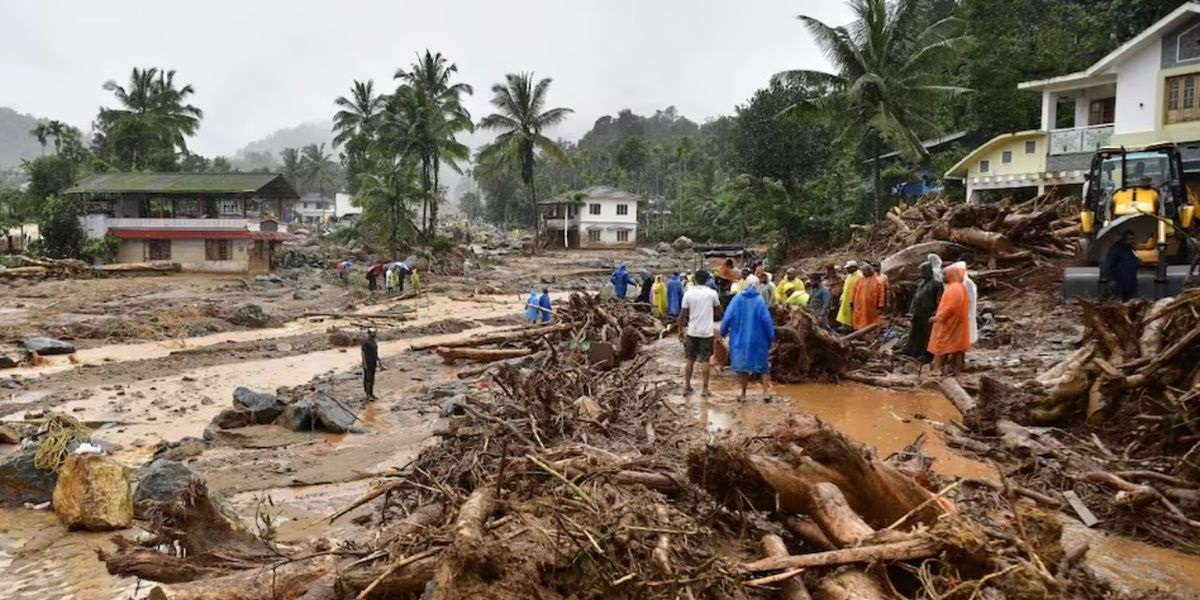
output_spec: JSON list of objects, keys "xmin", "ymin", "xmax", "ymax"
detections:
[
  {"xmin": 880, "ymin": 241, "xmax": 967, "ymax": 284},
  {"xmin": 427, "ymin": 486, "xmax": 496, "ymax": 600},
  {"xmin": 146, "ymin": 556, "xmax": 337, "ymax": 600},
  {"xmin": 0, "ymin": 266, "xmax": 48, "ymax": 278},
  {"xmin": 939, "ymin": 376, "xmax": 977, "ymax": 415},
  {"xmin": 741, "ymin": 537, "xmax": 938, "ymax": 572},
  {"xmin": 813, "ymin": 571, "xmax": 891, "ymax": 600},
  {"xmin": 436, "ymin": 346, "xmax": 532, "ymax": 364},
  {"xmin": 760, "ymin": 535, "xmax": 813, "ymax": 600},
  {"xmin": 932, "ymin": 225, "xmax": 1013, "ymax": 253},
  {"xmin": 810, "ymin": 482, "xmax": 874, "ymax": 546},
  {"xmin": 99, "ymin": 542, "xmax": 230, "ymax": 583},
  {"xmin": 410, "ymin": 323, "xmax": 571, "ymax": 351},
  {"xmin": 886, "ymin": 211, "xmax": 912, "ymax": 234},
  {"xmin": 1053, "ymin": 224, "xmax": 1082, "ymax": 239},
  {"xmin": 101, "ymin": 261, "xmax": 182, "ymax": 273},
  {"xmin": 783, "ymin": 515, "xmax": 837, "ymax": 551}
]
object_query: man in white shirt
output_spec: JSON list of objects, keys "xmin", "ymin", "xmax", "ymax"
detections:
[{"xmin": 679, "ymin": 269, "xmax": 722, "ymax": 396}]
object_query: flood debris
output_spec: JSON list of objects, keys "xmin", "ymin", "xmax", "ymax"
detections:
[{"xmin": 52, "ymin": 453, "xmax": 133, "ymax": 531}]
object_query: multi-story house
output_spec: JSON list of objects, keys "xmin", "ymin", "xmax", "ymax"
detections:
[{"xmin": 538, "ymin": 186, "xmax": 640, "ymax": 249}]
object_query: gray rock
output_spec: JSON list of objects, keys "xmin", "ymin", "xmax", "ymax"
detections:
[
  {"xmin": 292, "ymin": 289, "xmax": 316, "ymax": 301},
  {"xmin": 313, "ymin": 393, "xmax": 357, "ymax": 433},
  {"xmin": 636, "ymin": 247, "xmax": 658, "ymax": 257},
  {"xmin": 132, "ymin": 459, "xmax": 238, "ymax": 521},
  {"xmin": 429, "ymin": 384, "xmax": 460, "ymax": 400},
  {"xmin": 228, "ymin": 304, "xmax": 271, "ymax": 328},
  {"xmin": 654, "ymin": 241, "xmax": 672, "ymax": 254},
  {"xmin": 210, "ymin": 408, "xmax": 252, "ymax": 430},
  {"xmin": 276, "ymin": 402, "xmax": 314, "ymax": 431},
  {"xmin": 232, "ymin": 387, "xmax": 284, "ymax": 423},
  {"xmin": 440, "ymin": 395, "xmax": 467, "ymax": 418},
  {"xmin": 0, "ymin": 355, "xmax": 18, "ymax": 369},
  {"xmin": 0, "ymin": 448, "xmax": 58, "ymax": 507},
  {"xmin": 671, "ymin": 236, "xmax": 694, "ymax": 252},
  {"xmin": 22, "ymin": 337, "xmax": 76, "ymax": 356},
  {"xmin": 0, "ymin": 377, "xmax": 19, "ymax": 389},
  {"xmin": 153, "ymin": 437, "xmax": 207, "ymax": 461}
]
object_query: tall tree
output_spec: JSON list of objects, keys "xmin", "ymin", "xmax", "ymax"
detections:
[
  {"xmin": 477, "ymin": 73, "xmax": 573, "ymax": 245},
  {"xmin": 392, "ymin": 50, "xmax": 474, "ymax": 238},
  {"xmin": 777, "ymin": 0, "xmax": 967, "ymax": 219},
  {"xmin": 300, "ymin": 143, "xmax": 339, "ymax": 200},
  {"xmin": 354, "ymin": 162, "xmax": 422, "ymax": 254},
  {"xmin": 280, "ymin": 147, "xmax": 304, "ymax": 192},
  {"xmin": 95, "ymin": 67, "xmax": 203, "ymax": 170},
  {"xmin": 332, "ymin": 80, "xmax": 387, "ymax": 147}
]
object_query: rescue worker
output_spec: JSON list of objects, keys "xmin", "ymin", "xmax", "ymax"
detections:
[
  {"xmin": 651, "ymin": 275, "xmax": 668, "ymax": 317},
  {"xmin": 666, "ymin": 272, "xmax": 684, "ymax": 318},
  {"xmin": 904, "ymin": 261, "xmax": 943, "ymax": 363},
  {"xmin": 775, "ymin": 270, "xmax": 796, "ymax": 303},
  {"xmin": 806, "ymin": 272, "xmax": 831, "ymax": 328},
  {"xmin": 538, "ymin": 287, "xmax": 553, "ymax": 323},
  {"xmin": 851, "ymin": 263, "xmax": 886, "ymax": 330},
  {"xmin": 929, "ymin": 262, "xmax": 971, "ymax": 375},
  {"xmin": 720, "ymin": 275, "xmax": 775, "ymax": 400},
  {"xmin": 836, "ymin": 261, "xmax": 862, "ymax": 329},
  {"xmin": 611, "ymin": 263, "xmax": 634, "ymax": 300},
  {"xmin": 525, "ymin": 289, "xmax": 540, "ymax": 324}
]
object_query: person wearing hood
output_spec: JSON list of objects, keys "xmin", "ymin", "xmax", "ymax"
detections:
[
  {"xmin": 963, "ymin": 268, "xmax": 978, "ymax": 345},
  {"xmin": 525, "ymin": 289, "xmax": 541, "ymax": 324},
  {"xmin": 1103, "ymin": 229, "xmax": 1140, "ymax": 301},
  {"xmin": 538, "ymin": 288, "xmax": 553, "ymax": 323},
  {"xmin": 928, "ymin": 262, "xmax": 971, "ymax": 375},
  {"xmin": 611, "ymin": 264, "xmax": 634, "ymax": 300},
  {"xmin": 927, "ymin": 253, "xmax": 944, "ymax": 283},
  {"xmin": 836, "ymin": 261, "xmax": 862, "ymax": 329},
  {"xmin": 666, "ymin": 272, "xmax": 684, "ymax": 318},
  {"xmin": 904, "ymin": 261, "xmax": 943, "ymax": 363},
  {"xmin": 762, "ymin": 273, "xmax": 777, "ymax": 306},
  {"xmin": 651, "ymin": 275, "xmax": 668, "ymax": 317},
  {"xmin": 634, "ymin": 270, "xmax": 654, "ymax": 312},
  {"xmin": 851, "ymin": 264, "xmax": 886, "ymax": 330},
  {"xmin": 775, "ymin": 270, "xmax": 796, "ymax": 304},
  {"xmin": 720, "ymin": 275, "xmax": 776, "ymax": 400}
]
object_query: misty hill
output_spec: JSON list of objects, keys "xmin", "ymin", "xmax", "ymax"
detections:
[
  {"xmin": 0, "ymin": 107, "xmax": 48, "ymax": 168},
  {"xmin": 234, "ymin": 120, "xmax": 335, "ymax": 166}
]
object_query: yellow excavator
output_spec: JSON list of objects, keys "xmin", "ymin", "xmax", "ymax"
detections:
[{"xmin": 1063, "ymin": 142, "xmax": 1198, "ymax": 302}]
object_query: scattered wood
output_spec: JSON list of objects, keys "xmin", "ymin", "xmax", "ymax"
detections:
[
  {"xmin": 757, "ymin": 535, "xmax": 813, "ymax": 600},
  {"xmin": 435, "ymin": 346, "xmax": 533, "ymax": 364},
  {"xmin": 741, "ymin": 537, "xmax": 938, "ymax": 572}
]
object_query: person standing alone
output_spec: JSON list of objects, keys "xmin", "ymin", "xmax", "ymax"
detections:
[
  {"xmin": 679, "ymin": 270, "xmax": 721, "ymax": 397},
  {"xmin": 361, "ymin": 329, "xmax": 382, "ymax": 401}
]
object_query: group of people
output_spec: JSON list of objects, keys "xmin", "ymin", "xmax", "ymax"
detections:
[
  {"xmin": 336, "ymin": 259, "xmax": 420, "ymax": 296},
  {"xmin": 676, "ymin": 269, "xmax": 775, "ymax": 400},
  {"xmin": 525, "ymin": 288, "xmax": 554, "ymax": 323},
  {"xmin": 901, "ymin": 254, "xmax": 978, "ymax": 375}
]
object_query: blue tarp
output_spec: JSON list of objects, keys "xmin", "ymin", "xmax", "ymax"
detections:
[{"xmin": 719, "ymin": 287, "xmax": 775, "ymax": 374}]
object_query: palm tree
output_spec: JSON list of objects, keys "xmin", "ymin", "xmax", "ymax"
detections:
[
  {"xmin": 477, "ymin": 73, "xmax": 573, "ymax": 246},
  {"xmin": 98, "ymin": 67, "xmax": 203, "ymax": 169},
  {"xmin": 30, "ymin": 123, "xmax": 51, "ymax": 154},
  {"xmin": 391, "ymin": 50, "xmax": 474, "ymax": 238},
  {"xmin": 354, "ymin": 163, "xmax": 422, "ymax": 254},
  {"xmin": 280, "ymin": 148, "xmax": 304, "ymax": 192},
  {"xmin": 300, "ymin": 143, "xmax": 339, "ymax": 201},
  {"xmin": 332, "ymin": 80, "xmax": 387, "ymax": 148},
  {"xmin": 775, "ymin": 0, "xmax": 966, "ymax": 219}
]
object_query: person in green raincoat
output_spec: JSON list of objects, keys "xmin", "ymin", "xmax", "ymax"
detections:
[{"xmin": 903, "ymin": 261, "xmax": 942, "ymax": 363}]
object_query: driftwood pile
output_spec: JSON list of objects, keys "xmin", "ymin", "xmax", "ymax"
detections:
[
  {"xmin": 0, "ymin": 256, "xmax": 89, "ymax": 279},
  {"xmin": 769, "ymin": 305, "xmax": 866, "ymax": 383}
]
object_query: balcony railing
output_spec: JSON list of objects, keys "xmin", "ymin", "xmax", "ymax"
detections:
[{"xmin": 1048, "ymin": 124, "xmax": 1113, "ymax": 155}]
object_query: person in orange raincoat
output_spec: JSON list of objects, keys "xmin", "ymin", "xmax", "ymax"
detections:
[
  {"xmin": 928, "ymin": 262, "xmax": 971, "ymax": 375},
  {"xmin": 851, "ymin": 264, "xmax": 886, "ymax": 330}
]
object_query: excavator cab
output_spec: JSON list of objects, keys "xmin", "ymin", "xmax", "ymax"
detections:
[{"xmin": 1063, "ymin": 143, "xmax": 1198, "ymax": 302}]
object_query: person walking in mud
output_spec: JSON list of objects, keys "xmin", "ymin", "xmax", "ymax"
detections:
[
  {"xmin": 679, "ymin": 269, "xmax": 722, "ymax": 397},
  {"xmin": 361, "ymin": 329, "xmax": 383, "ymax": 401},
  {"xmin": 721, "ymin": 275, "xmax": 775, "ymax": 400}
]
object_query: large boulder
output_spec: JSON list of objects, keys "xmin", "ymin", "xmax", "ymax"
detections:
[
  {"xmin": 0, "ymin": 448, "xmax": 57, "ymax": 506},
  {"xmin": 232, "ymin": 387, "xmax": 285, "ymax": 423},
  {"xmin": 654, "ymin": 241, "xmax": 673, "ymax": 254},
  {"xmin": 313, "ymin": 393, "xmax": 357, "ymax": 433},
  {"xmin": 228, "ymin": 304, "xmax": 271, "ymax": 328},
  {"xmin": 133, "ymin": 460, "xmax": 199, "ymax": 510},
  {"xmin": 52, "ymin": 454, "xmax": 133, "ymax": 531},
  {"xmin": 0, "ymin": 424, "xmax": 22, "ymax": 444},
  {"xmin": 671, "ymin": 236, "xmax": 694, "ymax": 252},
  {"xmin": 22, "ymin": 337, "xmax": 76, "ymax": 356},
  {"xmin": 0, "ymin": 355, "xmax": 19, "ymax": 369},
  {"xmin": 210, "ymin": 408, "xmax": 253, "ymax": 430},
  {"xmin": 276, "ymin": 402, "xmax": 315, "ymax": 432},
  {"xmin": 131, "ymin": 459, "xmax": 262, "ymax": 556}
]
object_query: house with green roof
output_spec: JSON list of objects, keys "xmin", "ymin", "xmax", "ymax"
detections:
[{"xmin": 65, "ymin": 172, "xmax": 300, "ymax": 273}]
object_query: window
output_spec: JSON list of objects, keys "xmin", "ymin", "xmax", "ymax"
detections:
[
  {"xmin": 1088, "ymin": 97, "xmax": 1115, "ymax": 125},
  {"xmin": 148, "ymin": 240, "xmax": 171, "ymax": 261},
  {"xmin": 205, "ymin": 239, "xmax": 232, "ymax": 261},
  {"xmin": 616, "ymin": 203, "xmax": 628, "ymax": 216},
  {"xmin": 979, "ymin": 160, "xmax": 990, "ymax": 173},
  {"xmin": 219, "ymin": 200, "xmax": 242, "ymax": 216},
  {"xmin": 616, "ymin": 230, "xmax": 630, "ymax": 242},
  {"xmin": 588, "ymin": 204, "xmax": 601, "ymax": 215},
  {"xmin": 587, "ymin": 230, "xmax": 601, "ymax": 242},
  {"xmin": 1001, "ymin": 151, "xmax": 1012, "ymax": 164},
  {"xmin": 1166, "ymin": 74, "xmax": 1200, "ymax": 124},
  {"xmin": 1024, "ymin": 140, "xmax": 1037, "ymax": 154}
]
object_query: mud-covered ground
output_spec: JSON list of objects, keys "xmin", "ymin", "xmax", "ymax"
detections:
[{"xmin": 2, "ymin": 247, "xmax": 1198, "ymax": 599}]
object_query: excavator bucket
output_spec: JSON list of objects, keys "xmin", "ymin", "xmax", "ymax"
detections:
[{"xmin": 1063, "ymin": 214, "xmax": 1195, "ymax": 302}]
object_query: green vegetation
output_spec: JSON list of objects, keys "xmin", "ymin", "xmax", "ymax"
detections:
[
  {"xmin": 32, "ymin": 195, "xmax": 87, "ymax": 259},
  {"xmin": 94, "ymin": 67, "xmax": 203, "ymax": 171}
]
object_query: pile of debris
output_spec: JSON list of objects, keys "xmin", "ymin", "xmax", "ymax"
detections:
[
  {"xmin": 768, "ymin": 304, "xmax": 869, "ymax": 383},
  {"xmin": 0, "ymin": 256, "xmax": 90, "ymax": 279}
]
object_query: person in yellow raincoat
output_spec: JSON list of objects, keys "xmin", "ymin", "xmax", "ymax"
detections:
[
  {"xmin": 651, "ymin": 275, "xmax": 668, "ymax": 317},
  {"xmin": 835, "ymin": 260, "xmax": 861, "ymax": 328},
  {"xmin": 775, "ymin": 270, "xmax": 796, "ymax": 303}
]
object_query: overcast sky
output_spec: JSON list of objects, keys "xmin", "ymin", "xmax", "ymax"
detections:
[{"xmin": 2, "ymin": 0, "xmax": 852, "ymax": 157}]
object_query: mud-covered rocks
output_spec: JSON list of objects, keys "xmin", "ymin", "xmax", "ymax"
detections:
[
  {"xmin": 0, "ymin": 354, "xmax": 19, "ymax": 369},
  {"xmin": 210, "ymin": 408, "xmax": 253, "ymax": 430},
  {"xmin": 328, "ymin": 329, "xmax": 356, "ymax": 347},
  {"xmin": 277, "ymin": 402, "xmax": 315, "ymax": 431},
  {"xmin": 672, "ymin": 235, "xmax": 694, "ymax": 252},
  {"xmin": 52, "ymin": 454, "xmax": 133, "ymax": 531},
  {"xmin": 22, "ymin": 337, "xmax": 76, "ymax": 356},
  {"xmin": 232, "ymin": 386, "xmax": 285, "ymax": 423},
  {"xmin": 0, "ymin": 448, "xmax": 57, "ymax": 506},
  {"xmin": 228, "ymin": 304, "xmax": 271, "ymax": 328},
  {"xmin": 275, "ymin": 391, "xmax": 359, "ymax": 434},
  {"xmin": 0, "ymin": 424, "xmax": 21, "ymax": 444}
]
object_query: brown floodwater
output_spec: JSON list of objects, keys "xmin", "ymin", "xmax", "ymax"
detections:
[
  {"xmin": 1063, "ymin": 521, "xmax": 1200, "ymax": 595},
  {"xmin": 698, "ymin": 381, "xmax": 996, "ymax": 479},
  {"xmin": 0, "ymin": 508, "xmax": 137, "ymax": 599}
]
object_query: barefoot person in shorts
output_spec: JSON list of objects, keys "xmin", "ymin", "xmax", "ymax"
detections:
[{"xmin": 679, "ymin": 269, "xmax": 721, "ymax": 396}]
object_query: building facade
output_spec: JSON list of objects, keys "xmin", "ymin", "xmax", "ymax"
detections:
[
  {"xmin": 67, "ymin": 172, "xmax": 299, "ymax": 274},
  {"xmin": 295, "ymin": 193, "xmax": 334, "ymax": 225},
  {"xmin": 539, "ymin": 186, "xmax": 640, "ymax": 249},
  {"xmin": 948, "ymin": 3, "xmax": 1200, "ymax": 201}
]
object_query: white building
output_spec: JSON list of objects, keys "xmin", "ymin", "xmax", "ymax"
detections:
[
  {"xmin": 538, "ymin": 186, "xmax": 640, "ymax": 249},
  {"xmin": 334, "ymin": 192, "xmax": 360, "ymax": 219},
  {"xmin": 295, "ymin": 193, "xmax": 334, "ymax": 225},
  {"xmin": 947, "ymin": 2, "xmax": 1200, "ymax": 201}
]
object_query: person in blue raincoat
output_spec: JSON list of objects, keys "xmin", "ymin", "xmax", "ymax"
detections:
[
  {"xmin": 719, "ymin": 275, "xmax": 775, "ymax": 400},
  {"xmin": 666, "ymin": 272, "xmax": 684, "ymax": 318},
  {"xmin": 538, "ymin": 287, "xmax": 553, "ymax": 322},
  {"xmin": 525, "ymin": 289, "xmax": 540, "ymax": 324},
  {"xmin": 611, "ymin": 264, "xmax": 634, "ymax": 300}
]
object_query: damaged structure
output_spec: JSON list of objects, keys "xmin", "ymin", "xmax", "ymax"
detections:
[{"xmin": 67, "ymin": 172, "xmax": 300, "ymax": 274}]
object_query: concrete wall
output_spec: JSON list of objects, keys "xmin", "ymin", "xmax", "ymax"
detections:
[
  {"xmin": 1161, "ymin": 16, "xmax": 1200, "ymax": 69},
  {"xmin": 1114, "ymin": 42, "xmax": 1163, "ymax": 137},
  {"xmin": 580, "ymin": 198, "xmax": 637, "ymax": 227},
  {"xmin": 963, "ymin": 134, "xmax": 1046, "ymax": 178},
  {"xmin": 578, "ymin": 222, "xmax": 636, "ymax": 248},
  {"xmin": 117, "ymin": 239, "xmax": 252, "ymax": 272}
]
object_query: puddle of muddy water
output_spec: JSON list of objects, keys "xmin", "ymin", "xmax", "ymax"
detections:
[
  {"xmin": 1063, "ymin": 520, "xmax": 1200, "ymax": 596},
  {"xmin": 699, "ymin": 381, "xmax": 996, "ymax": 480},
  {"xmin": 0, "ymin": 508, "xmax": 137, "ymax": 600}
]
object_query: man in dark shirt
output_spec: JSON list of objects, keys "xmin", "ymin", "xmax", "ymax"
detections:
[
  {"xmin": 361, "ymin": 329, "xmax": 382, "ymax": 400},
  {"xmin": 1103, "ymin": 229, "xmax": 1140, "ymax": 301}
]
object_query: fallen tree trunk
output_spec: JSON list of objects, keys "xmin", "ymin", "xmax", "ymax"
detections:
[
  {"xmin": 101, "ymin": 261, "xmax": 182, "ymax": 273},
  {"xmin": 939, "ymin": 376, "xmax": 977, "ymax": 416},
  {"xmin": 146, "ymin": 556, "xmax": 337, "ymax": 600},
  {"xmin": 759, "ymin": 535, "xmax": 813, "ymax": 600},
  {"xmin": 932, "ymin": 225, "xmax": 1013, "ymax": 254},
  {"xmin": 436, "ymin": 346, "xmax": 533, "ymax": 364},
  {"xmin": 410, "ymin": 323, "xmax": 571, "ymax": 351},
  {"xmin": 809, "ymin": 482, "xmax": 874, "ymax": 546},
  {"xmin": 741, "ymin": 537, "xmax": 938, "ymax": 572}
]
